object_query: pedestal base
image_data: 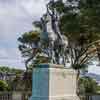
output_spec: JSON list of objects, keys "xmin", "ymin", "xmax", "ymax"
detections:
[{"xmin": 29, "ymin": 64, "xmax": 80, "ymax": 100}]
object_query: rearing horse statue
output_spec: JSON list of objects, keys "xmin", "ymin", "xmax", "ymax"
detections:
[{"xmin": 39, "ymin": 1, "xmax": 68, "ymax": 65}]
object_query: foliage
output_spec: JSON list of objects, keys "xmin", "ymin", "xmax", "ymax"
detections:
[
  {"xmin": 18, "ymin": 31, "xmax": 41, "ymax": 69},
  {"xmin": 0, "ymin": 66, "xmax": 24, "ymax": 91},
  {"xmin": 0, "ymin": 66, "xmax": 24, "ymax": 74},
  {"xmin": 79, "ymin": 77, "xmax": 98, "ymax": 94},
  {"xmin": 18, "ymin": 31, "xmax": 40, "ymax": 44},
  {"xmin": 96, "ymin": 85, "xmax": 100, "ymax": 93},
  {"xmin": 0, "ymin": 80, "xmax": 11, "ymax": 91}
]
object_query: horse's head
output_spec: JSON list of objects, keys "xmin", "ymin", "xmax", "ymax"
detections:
[{"xmin": 58, "ymin": 35, "xmax": 68, "ymax": 47}]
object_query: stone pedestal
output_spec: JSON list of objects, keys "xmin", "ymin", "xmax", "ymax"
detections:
[{"xmin": 30, "ymin": 64, "xmax": 80, "ymax": 100}]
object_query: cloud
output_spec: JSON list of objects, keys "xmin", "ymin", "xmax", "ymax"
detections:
[
  {"xmin": 0, "ymin": 0, "xmax": 48, "ymax": 41},
  {"xmin": 0, "ymin": 59, "xmax": 25, "ymax": 69},
  {"xmin": 0, "ymin": 48, "xmax": 22, "ymax": 61},
  {"xmin": 0, "ymin": 49, "xmax": 8, "ymax": 58},
  {"xmin": 0, "ymin": 48, "xmax": 25, "ymax": 69},
  {"xmin": 19, "ymin": 0, "xmax": 48, "ymax": 18},
  {"xmin": 0, "ymin": 2, "xmax": 32, "ymax": 41},
  {"xmin": 0, "ymin": 0, "xmax": 48, "ymax": 68}
]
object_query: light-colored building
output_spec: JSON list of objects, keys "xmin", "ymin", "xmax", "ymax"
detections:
[{"xmin": 0, "ymin": 72, "xmax": 16, "ymax": 81}]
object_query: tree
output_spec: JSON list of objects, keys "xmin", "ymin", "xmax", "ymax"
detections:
[
  {"xmin": 18, "ymin": 0, "xmax": 100, "ymax": 72},
  {"xmin": 47, "ymin": 0, "xmax": 100, "ymax": 76},
  {"xmin": 18, "ymin": 31, "xmax": 40, "ymax": 69}
]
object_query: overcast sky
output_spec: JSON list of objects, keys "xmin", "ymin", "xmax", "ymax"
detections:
[
  {"xmin": 0, "ymin": 0, "xmax": 100, "ymax": 74},
  {"xmin": 0, "ymin": 0, "xmax": 49, "ymax": 69}
]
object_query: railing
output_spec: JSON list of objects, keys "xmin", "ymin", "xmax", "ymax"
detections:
[
  {"xmin": 79, "ymin": 94, "xmax": 100, "ymax": 100},
  {"xmin": 0, "ymin": 92, "xmax": 12, "ymax": 100},
  {"xmin": 0, "ymin": 91, "xmax": 31, "ymax": 100},
  {"xmin": 0, "ymin": 92, "xmax": 100, "ymax": 100}
]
